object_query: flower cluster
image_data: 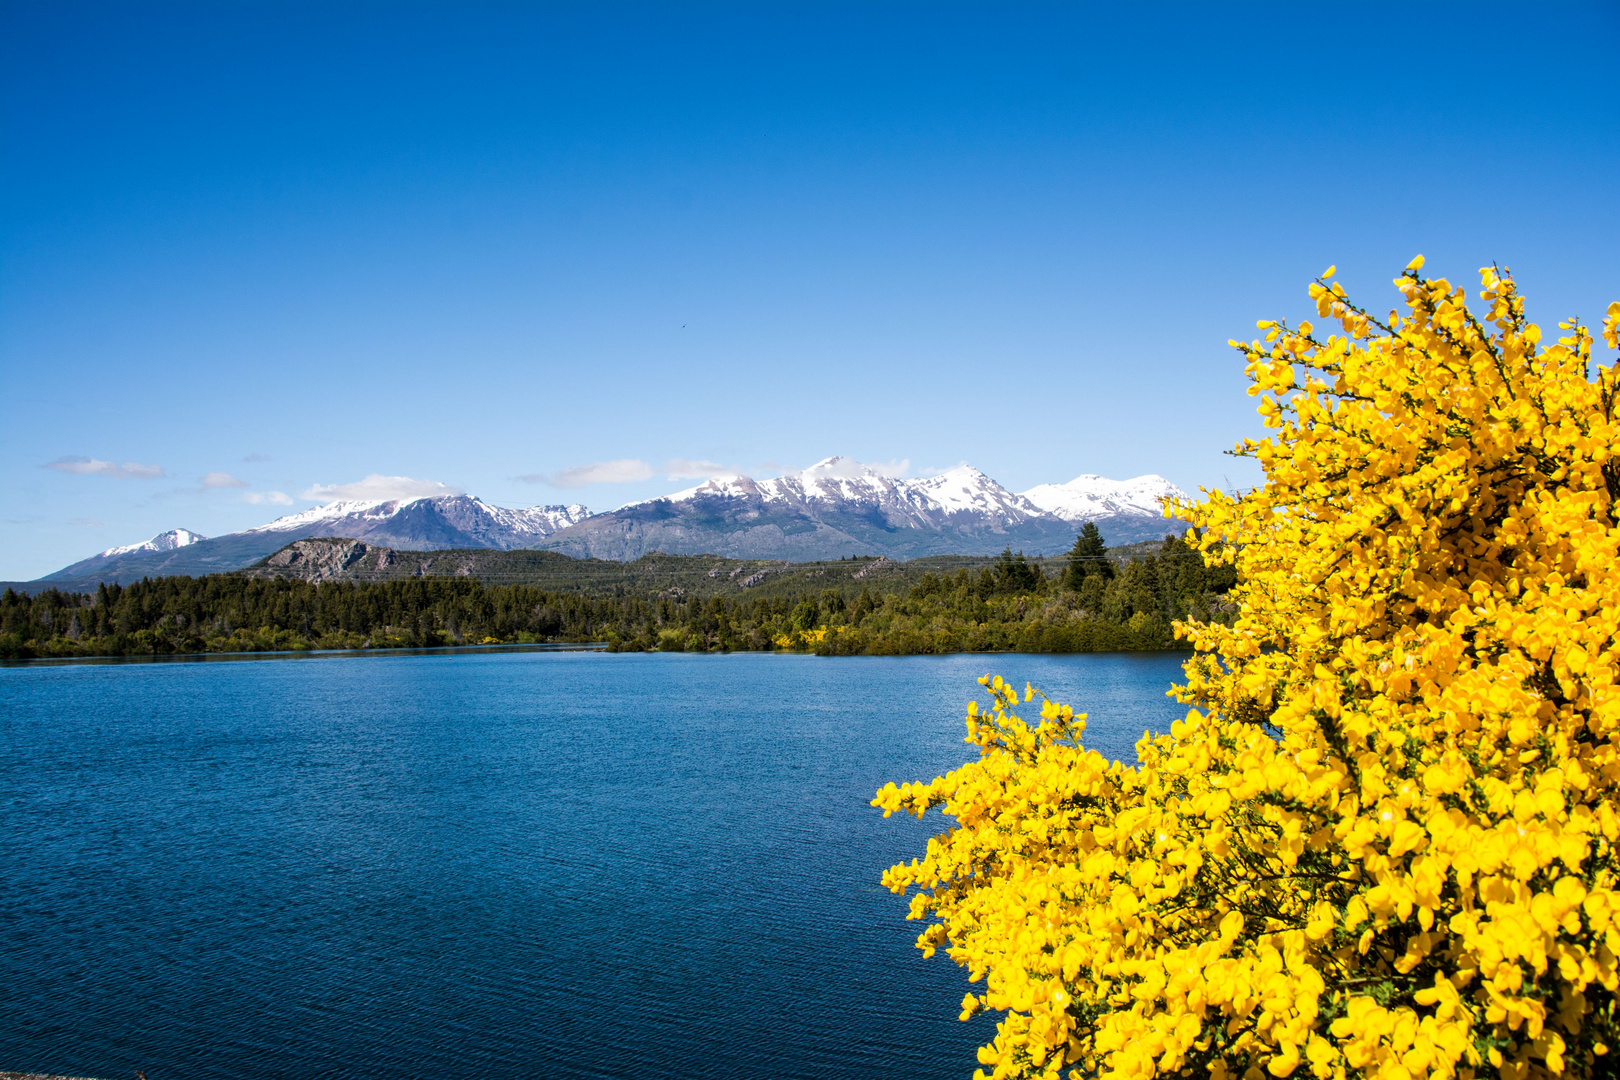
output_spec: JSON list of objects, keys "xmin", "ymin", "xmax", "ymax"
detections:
[
  {"xmin": 773, "ymin": 625, "xmax": 841, "ymax": 649},
  {"xmin": 875, "ymin": 263, "xmax": 1620, "ymax": 1079}
]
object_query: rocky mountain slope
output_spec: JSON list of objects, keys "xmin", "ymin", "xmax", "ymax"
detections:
[
  {"xmin": 240, "ymin": 537, "xmax": 1044, "ymax": 603},
  {"xmin": 243, "ymin": 538, "xmax": 585, "ymax": 585}
]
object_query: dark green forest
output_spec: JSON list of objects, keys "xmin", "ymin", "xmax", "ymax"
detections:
[{"xmin": 0, "ymin": 532, "xmax": 1235, "ymax": 660}]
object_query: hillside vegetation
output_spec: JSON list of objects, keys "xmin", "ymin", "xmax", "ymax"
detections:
[{"xmin": 0, "ymin": 534, "xmax": 1230, "ymax": 659}]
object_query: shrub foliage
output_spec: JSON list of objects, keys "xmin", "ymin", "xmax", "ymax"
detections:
[{"xmin": 876, "ymin": 262, "xmax": 1620, "ymax": 1079}]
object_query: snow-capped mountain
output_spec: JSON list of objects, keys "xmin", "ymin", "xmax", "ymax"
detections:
[
  {"xmin": 1019, "ymin": 474, "xmax": 1185, "ymax": 522},
  {"xmin": 35, "ymin": 497, "xmax": 591, "ymax": 589},
  {"xmin": 25, "ymin": 460, "xmax": 1188, "ymax": 588},
  {"xmin": 652, "ymin": 459, "xmax": 1051, "ymax": 529},
  {"xmin": 246, "ymin": 495, "xmax": 590, "ymax": 550},
  {"xmin": 535, "ymin": 457, "xmax": 1182, "ymax": 561},
  {"xmin": 913, "ymin": 465, "xmax": 1052, "ymax": 521},
  {"xmin": 98, "ymin": 528, "xmax": 208, "ymax": 558}
]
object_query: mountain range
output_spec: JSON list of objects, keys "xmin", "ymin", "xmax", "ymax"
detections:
[{"xmin": 19, "ymin": 458, "xmax": 1188, "ymax": 590}]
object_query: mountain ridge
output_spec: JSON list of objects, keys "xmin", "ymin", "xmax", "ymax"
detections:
[
  {"xmin": 537, "ymin": 458, "xmax": 1180, "ymax": 561},
  {"xmin": 19, "ymin": 459, "xmax": 1187, "ymax": 589},
  {"xmin": 98, "ymin": 527, "xmax": 208, "ymax": 558},
  {"xmin": 34, "ymin": 496, "xmax": 589, "ymax": 590}
]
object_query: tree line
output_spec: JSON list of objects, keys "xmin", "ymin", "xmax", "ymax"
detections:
[{"xmin": 0, "ymin": 528, "xmax": 1235, "ymax": 659}]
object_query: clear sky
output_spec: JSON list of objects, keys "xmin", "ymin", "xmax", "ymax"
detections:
[{"xmin": 2, "ymin": 2, "xmax": 1617, "ymax": 579}]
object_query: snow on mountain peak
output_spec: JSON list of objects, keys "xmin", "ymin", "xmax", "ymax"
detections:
[
  {"xmin": 654, "ymin": 474, "xmax": 755, "ymax": 505},
  {"xmin": 100, "ymin": 528, "xmax": 207, "ymax": 558},
  {"xmin": 801, "ymin": 455, "xmax": 907, "ymax": 481},
  {"xmin": 912, "ymin": 464, "xmax": 1038, "ymax": 518},
  {"xmin": 248, "ymin": 497, "xmax": 409, "ymax": 533},
  {"xmin": 241, "ymin": 493, "xmax": 593, "ymax": 546},
  {"xmin": 638, "ymin": 458, "xmax": 1189, "ymax": 530},
  {"xmin": 802, "ymin": 455, "xmax": 860, "ymax": 478},
  {"xmin": 657, "ymin": 458, "xmax": 906, "ymax": 507},
  {"xmin": 640, "ymin": 457, "xmax": 1048, "ymax": 525},
  {"xmin": 1019, "ymin": 473, "xmax": 1187, "ymax": 523}
]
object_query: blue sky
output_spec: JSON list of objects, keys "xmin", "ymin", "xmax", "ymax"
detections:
[{"xmin": 2, "ymin": 2, "xmax": 1617, "ymax": 579}]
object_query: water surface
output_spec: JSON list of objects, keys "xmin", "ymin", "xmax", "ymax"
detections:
[{"xmin": 1, "ymin": 650, "xmax": 1188, "ymax": 1080}]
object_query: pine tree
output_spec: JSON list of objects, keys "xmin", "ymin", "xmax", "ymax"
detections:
[{"xmin": 1062, "ymin": 521, "xmax": 1113, "ymax": 590}]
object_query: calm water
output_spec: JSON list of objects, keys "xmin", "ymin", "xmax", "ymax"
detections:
[{"xmin": 1, "ymin": 650, "xmax": 1188, "ymax": 1080}]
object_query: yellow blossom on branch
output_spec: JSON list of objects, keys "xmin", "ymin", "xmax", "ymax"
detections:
[{"xmin": 875, "ymin": 262, "xmax": 1620, "ymax": 1080}]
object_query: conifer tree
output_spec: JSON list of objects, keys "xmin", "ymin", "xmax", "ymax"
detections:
[{"xmin": 1062, "ymin": 521, "xmax": 1113, "ymax": 591}]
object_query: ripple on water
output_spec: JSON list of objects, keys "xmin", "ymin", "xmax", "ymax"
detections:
[{"xmin": 0, "ymin": 650, "xmax": 1189, "ymax": 1080}]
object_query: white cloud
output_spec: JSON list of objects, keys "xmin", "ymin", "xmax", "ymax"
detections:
[
  {"xmin": 68, "ymin": 517, "xmax": 106, "ymax": 527},
  {"xmin": 521, "ymin": 459, "xmax": 657, "ymax": 488},
  {"xmin": 242, "ymin": 490, "xmax": 295, "ymax": 506},
  {"xmin": 242, "ymin": 452, "xmax": 271, "ymax": 463},
  {"xmin": 45, "ymin": 455, "xmax": 165, "ymax": 479},
  {"xmin": 664, "ymin": 458, "xmax": 736, "ymax": 481},
  {"xmin": 300, "ymin": 474, "xmax": 463, "ymax": 502},
  {"xmin": 810, "ymin": 457, "xmax": 910, "ymax": 479},
  {"xmin": 201, "ymin": 471, "xmax": 249, "ymax": 489},
  {"xmin": 520, "ymin": 457, "xmax": 751, "ymax": 486}
]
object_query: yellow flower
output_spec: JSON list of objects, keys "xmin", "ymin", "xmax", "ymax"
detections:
[{"xmin": 877, "ymin": 261, "xmax": 1620, "ymax": 1080}]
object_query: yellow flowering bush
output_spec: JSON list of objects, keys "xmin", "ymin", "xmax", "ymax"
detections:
[
  {"xmin": 875, "ymin": 261, "xmax": 1620, "ymax": 1080},
  {"xmin": 773, "ymin": 625, "xmax": 843, "ymax": 649}
]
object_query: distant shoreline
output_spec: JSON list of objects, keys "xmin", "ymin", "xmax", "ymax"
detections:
[
  {"xmin": 0, "ymin": 641, "xmax": 608, "ymax": 667},
  {"xmin": 3, "ymin": 538, "xmax": 1227, "ymax": 662},
  {"xmin": 1, "ymin": 643, "xmax": 1194, "ymax": 669}
]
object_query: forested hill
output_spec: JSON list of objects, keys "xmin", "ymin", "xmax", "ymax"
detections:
[
  {"xmin": 238, "ymin": 536, "xmax": 1031, "ymax": 599},
  {"xmin": 0, "ymin": 534, "xmax": 1233, "ymax": 660}
]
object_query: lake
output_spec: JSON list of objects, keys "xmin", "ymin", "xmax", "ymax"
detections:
[{"xmin": 1, "ymin": 649, "xmax": 1190, "ymax": 1080}]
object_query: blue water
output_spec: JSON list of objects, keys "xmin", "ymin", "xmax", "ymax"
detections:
[{"xmin": 0, "ymin": 650, "xmax": 1189, "ymax": 1080}]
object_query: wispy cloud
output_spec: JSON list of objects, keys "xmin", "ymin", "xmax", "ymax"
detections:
[
  {"xmin": 201, "ymin": 471, "xmax": 249, "ymax": 489},
  {"xmin": 520, "ymin": 457, "xmax": 746, "ymax": 487},
  {"xmin": 242, "ymin": 490, "xmax": 295, "ymax": 506},
  {"xmin": 520, "ymin": 459, "xmax": 656, "ymax": 488},
  {"xmin": 812, "ymin": 457, "xmax": 910, "ymax": 479},
  {"xmin": 68, "ymin": 517, "xmax": 106, "ymax": 527},
  {"xmin": 45, "ymin": 455, "xmax": 165, "ymax": 479},
  {"xmin": 301, "ymin": 474, "xmax": 462, "ymax": 502},
  {"xmin": 242, "ymin": 452, "xmax": 272, "ymax": 463},
  {"xmin": 664, "ymin": 458, "xmax": 736, "ymax": 481}
]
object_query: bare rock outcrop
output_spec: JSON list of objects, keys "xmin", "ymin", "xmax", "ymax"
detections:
[
  {"xmin": 251, "ymin": 538, "xmax": 376, "ymax": 582},
  {"xmin": 853, "ymin": 557, "xmax": 896, "ymax": 579}
]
